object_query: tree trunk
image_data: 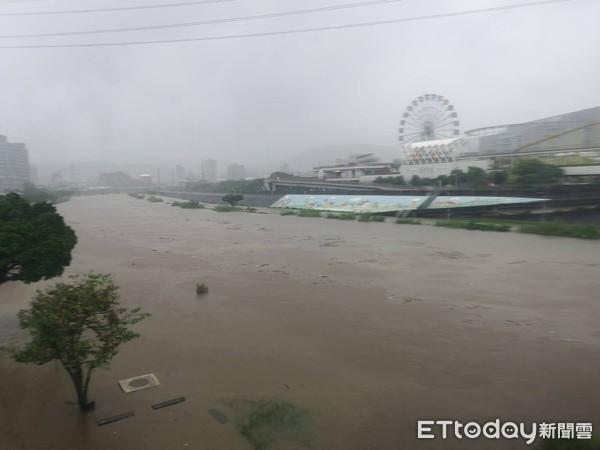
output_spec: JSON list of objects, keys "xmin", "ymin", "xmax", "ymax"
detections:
[{"xmin": 68, "ymin": 366, "xmax": 95, "ymax": 411}]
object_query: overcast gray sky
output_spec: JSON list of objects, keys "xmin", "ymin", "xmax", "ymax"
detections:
[{"xmin": 0, "ymin": 0, "xmax": 598, "ymax": 172}]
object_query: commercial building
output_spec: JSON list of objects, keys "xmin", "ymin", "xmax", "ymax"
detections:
[
  {"xmin": 227, "ymin": 163, "xmax": 246, "ymax": 180},
  {"xmin": 203, "ymin": 159, "xmax": 217, "ymax": 182},
  {"xmin": 0, "ymin": 135, "xmax": 30, "ymax": 191}
]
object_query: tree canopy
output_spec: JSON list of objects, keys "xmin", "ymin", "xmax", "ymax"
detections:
[
  {"xmin": 509, "ymin": 159, "xmax": 564, "ymax": 186},
  {"xmin": 13, "ymin": 273, "xmax": 150, "ymax": 411},
  {"xmin": 222, "ymin": 193, "xmax": 244, "ymax": 206},
  {"xmin": 0, "ymin": 193, "xmax": 77, "ymax": 285}
]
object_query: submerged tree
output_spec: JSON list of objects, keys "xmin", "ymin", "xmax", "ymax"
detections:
[
  {"xmin": 13, "ymin": 273, "xmax": 150, "ymax": 411},
  {"xmin": 0, "ymin": 192, "xmax": 76, "ymax": 285}
]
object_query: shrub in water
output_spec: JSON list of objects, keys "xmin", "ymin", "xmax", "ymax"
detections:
[
  {"xmin": 395, "ymin": 218, "xmax": 422, "ymax": 225},
  {"xmin": 297, "ymin": 209, "xmax": 321, "ymax": 217},
  {"xmin": 196, "ymin": 283, "xmax": 209, "ymax": 295}
]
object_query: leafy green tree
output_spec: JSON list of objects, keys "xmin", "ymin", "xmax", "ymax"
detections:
[
  {"xmin": 373, "ymin": 175, "xmax": 405, "ymax": 185},
  {"xmin": 489, "ymin": 170, "xmax": 508, "ymax": 185},
  {"xmin": 269, "ymin": 171, "xmax": 296, "ymax": 179},
  {"xmin": 13, "ymin": 273, "xmax": 150, "ymax": 411},
  {"xmin": 466, "ymin": 166, "xmax": 489, "ymax": 188},
  {"xmin": 436, "ymin": 175, "xmax": 451, "ymax": 186},
  {"xmin": 21, "ymin": 183, "xmax": 57, "ymax": 203},
  {"xmin": 450, "ymin": 169, "xmax": 468, "ymax": 186},
  {"xmin": 510, "ymin": 159, "xmax": 564, "ymax": 186},
  {"xmin": 0, "ymin": 193, "xmax": 77, "ymax": 285},
  {"xmin": 409, "ymin": 175, "xmax": 422, "ymax": 186},
  {"xmin": 222, "ymin": 193, "xmax": 244, "ymax": 206}
]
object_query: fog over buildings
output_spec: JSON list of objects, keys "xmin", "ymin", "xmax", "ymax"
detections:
[{"xmin": 0, "ymin": 0, "xmax": 598, "ymax": 182}]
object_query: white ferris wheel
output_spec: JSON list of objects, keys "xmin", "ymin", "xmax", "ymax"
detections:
[{"xmin": 398, "ymin": 94, "xmax": 460, "ymax": 144}]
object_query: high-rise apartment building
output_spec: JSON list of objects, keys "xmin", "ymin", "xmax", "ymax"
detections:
[
  {"xmin": 0, "ymin": 135, "xmax": 30, "ymax": 191},
  {"xmin": 226, "ymin": 163, "xmax": 247, "ymax": 180},
  {"xmin": 175, "ymin": 165, "xmax": 186, "ymax": 184},
  {"xmin": 202, "ymin": 159, "xmax": 217, "ymax": 182}
]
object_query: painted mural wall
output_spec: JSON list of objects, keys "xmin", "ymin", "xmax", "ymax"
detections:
[{"xmin": 270, "ymin": 194, "xmax": 541, "ymax": 212}]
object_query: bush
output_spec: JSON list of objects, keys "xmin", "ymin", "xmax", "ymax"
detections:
[
  {"xmin": 172, "ymin": 200, "xmax": 205, "ymax": 209},
  {"xmin": 358, "ymin": 214, "xmax": 386, "ymax": 222},
  {"xmin": 213, "ymin": 205, "xmax": 243, "ymax": 212},
  {"xmin": 147, "ymin": 196, "xmax": 163, "ymax": 203},
  {"xmin": 297, "ymin": 209, "xmax": 321, "ymax": 217},
  {"xmin": 435, "ymin": 219, "xmax": 510, "ymax": 232},
  {"xmin": 395, "ymin": 218, "xmax": 422, "ymax": 225},
  {"xmin": 222, "ymin": 194, "xmax": 244, "ymax": 206},
  {"xmin": 519, "ymin": 220, "xmax": 600, "ymax": 239},
  {"xmin": 196, "ymin": 283, "xmax": 209, "ymax": 295},
  {"xmin": 325, "ymin": 212, "xmax": 357, "ymax": 220},
  {"xmin": 280, "ymin": 210, "xmax": 296, "ymax": 216}
]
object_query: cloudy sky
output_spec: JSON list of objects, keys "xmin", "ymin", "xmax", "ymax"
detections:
[{"xmin": 0, "ymin": 0, "xmax": 598, "ymax": 174}]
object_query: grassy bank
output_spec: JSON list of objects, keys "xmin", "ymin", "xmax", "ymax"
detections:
[
  {"xmin": 518, "ymin": 220, "xmax": 600, "ymax": 239},
  {"xmin": 436, "ymin": 219, "xmax": 511, "ymax": 232}
]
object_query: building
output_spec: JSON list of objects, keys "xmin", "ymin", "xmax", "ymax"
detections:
[
  {"xmin": 203, "ymin": 159, "xmax": 217, "ymax": 182},
  {"xmin": 138, "ymin": 174, "xmax": 153, "ymax": 184},
  {"xmin": 378, "ymin": 106, "xmax": 600, "ymax": 183},
  {"xmin": 226, "ymin": 163, "xmax": 246, "ymax": 180},
  {"xmin": 315, "ymin": 153, "xmax": 400, "ymax": 182},
  {"xmin": 0, "ymin": 135, "xmax": 30, "ymax": 191},
  {"xmin": 175, "ymin": 165, "xmax": 186, "ymax": 184}
]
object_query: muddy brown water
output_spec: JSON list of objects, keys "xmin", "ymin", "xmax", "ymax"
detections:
[{"xmin": 1, "ymin": 194, "xmax": 599, "ymax": 450}]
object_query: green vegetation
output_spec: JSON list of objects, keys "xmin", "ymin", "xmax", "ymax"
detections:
[
  {"xmin": 279, "ymin": 210, "xmax": 296, "ymax": 216},
  {"xmin": 195, "ymin": 283, "xmax": 209, "ymax": 295},
  {"xmin": 12, "ymin": 273, "xmax": 149, "ymax": 411},
  {"xmin": 213, "ymin": 205, "xmax": 244, "ymax": 212},
  {"xmin": 222, "ymin": 193, "xmax": 244, "ymax": 206},
  {"xmin": 0, "ymin": 193, "xmax": 77, "ymax": 285},
  {"xmin": 509, "ymin": 159, "xmax": 564, "ymax": 186},
  {"xmin": 374, "ymin": 175, "xmax": 406, "ymax": 185},
  {"xmin": 325, "ymin": 213, "xmax": 355, "ymax": 220},
  {"xmin": 518, "ymin": 220, "xmax": 600, "ymax": 239},
  {"xmin": 536, "ymin": 437, "xmax": 600, "ymax": 450},
  {"xmin": 171, "ymin": 200, "xmax": 205, "ymax": 209},
  {"xmin": 435, "ymin": 219, "xmax": 511, "ymax": 232},
  {"xmin": 358, "ymin": 214, "xmax": 385, "ymax": 222},
  {"xmin": 378, "ymin": 160, "xmax": 563, "ymax": 189},
  {"xmin": 395, "ymin": 218, "xmax": 422, "ymax": 225},
  {"xmin": 232, "ymin": 398, "xmax": 314, "ymax": 450},
  {"xmin": 20, "ymin": 183, "xmax": 74, "ymax": 204},
  {"xmin": 147, "ymin": 196, "xmax": 163, "ymax": 202},
  {"xmin": 297, "ymin": 209, "xmax": 321, "ymax": 217}
]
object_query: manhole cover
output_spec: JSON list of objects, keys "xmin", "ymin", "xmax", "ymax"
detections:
[
  {"xmin": 118, "ymin": 373, "xmax": 160, "ymax": 393},
  {"xmin": 129, "ymin": 377, "xmax": 150, "ymax": 388}
]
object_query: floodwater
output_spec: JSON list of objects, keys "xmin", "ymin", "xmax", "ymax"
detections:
[{"xmin": 1, "ymin": 194, "xmax": 599, "ymax": 450}]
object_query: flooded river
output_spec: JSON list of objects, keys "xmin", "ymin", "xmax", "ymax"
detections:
[{"xmin": 1, "ymin": 194, "xmax": 599, "ymax": 449}]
